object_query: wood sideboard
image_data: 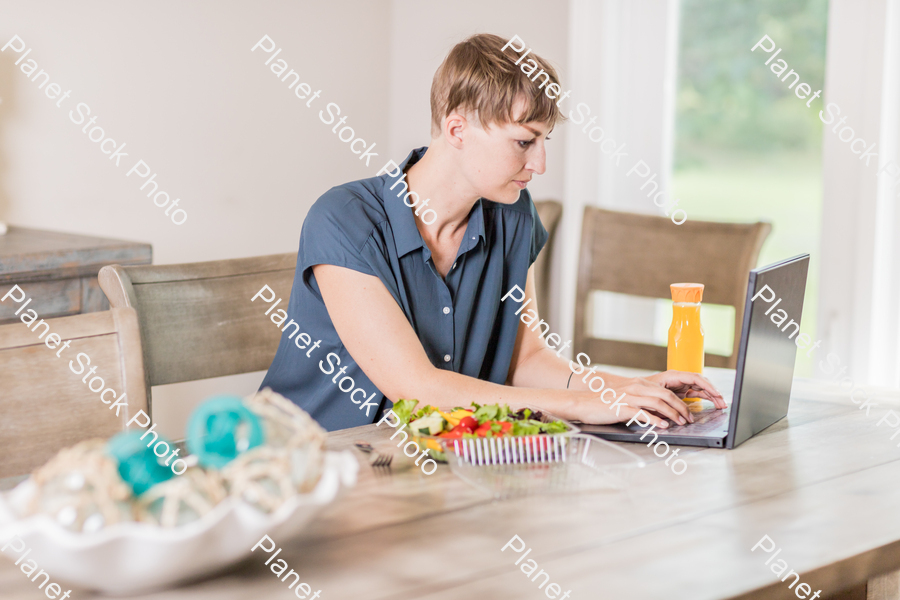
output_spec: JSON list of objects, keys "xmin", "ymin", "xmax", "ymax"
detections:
[{"xmin": 0, "ymin": 226, "xmax": 152, "ymax": 324}]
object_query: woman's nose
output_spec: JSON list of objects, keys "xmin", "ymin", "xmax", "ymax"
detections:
[{"xmin": 526, "ymin": 146, "xmax": 546, "ymax": 175}]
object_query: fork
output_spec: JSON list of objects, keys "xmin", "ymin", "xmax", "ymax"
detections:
[
  {"xmin": 355, "ymin": 441, "xmax": 393, "ymax": 469},
  {"xmin": 369, "ymin": 451, "xmax": 393, "ymax": 468}
]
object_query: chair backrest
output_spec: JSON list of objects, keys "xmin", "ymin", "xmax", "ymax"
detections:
[
  {"xmin": 98, "ymin": 254, "xmax": 296, "ymax": 399},
  {"xmin": 533, "ymin": 200, "xmax": 563, "ymax": 314},
  {"xmin": 574, "ymin": 207, "xmax": 771, "ymax": 371},
  {"xmin": 0, "ymin": 308, "xmax": 148, "ymax": 477}
]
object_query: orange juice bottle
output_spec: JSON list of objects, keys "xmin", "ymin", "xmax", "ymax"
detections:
[{"xmin": 667, "ymin": 283, "xmax": 705, "ymax": 378}]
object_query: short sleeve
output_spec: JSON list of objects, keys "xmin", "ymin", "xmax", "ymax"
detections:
[
  {"xmin": 527, "ymin": 194, "xmax": 550, "ymax": 265},
  {"xmin": 298, "ymin": 187, "xmax": 382, "ymax": 288}
]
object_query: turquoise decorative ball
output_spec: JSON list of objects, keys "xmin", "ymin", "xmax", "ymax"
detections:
[
  {"xmin": 107, "ymin": 431, "xmax": 175, "ymax": 496},
  {"xmin": 187, "ymin": 395, "xmax": 264, "ymax": 468}
]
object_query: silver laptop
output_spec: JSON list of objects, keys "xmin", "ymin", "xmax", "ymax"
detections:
[{"xmin": 578, "ymin": 254, "xmax": 809, "ymax": 449}]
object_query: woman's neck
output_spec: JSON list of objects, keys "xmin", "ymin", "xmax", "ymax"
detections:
[{"xmin": 405, "ymin": 142, "xmax": 480, "ymax": 242}]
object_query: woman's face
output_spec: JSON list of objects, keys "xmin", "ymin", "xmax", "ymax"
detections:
[{"xmin": 453, "ymin": 105, "xmax": 551, "ymax": 204}]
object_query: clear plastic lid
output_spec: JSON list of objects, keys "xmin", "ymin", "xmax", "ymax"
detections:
[{"xmin": 444, "ymin": 434, "xmax": 646, "ymax": 499}]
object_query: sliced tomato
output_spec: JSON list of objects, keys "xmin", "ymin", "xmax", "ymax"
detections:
[
  {"xmin": 498, "ymin": 421, "xmax": 513, "ymax": 435},
  {"xmin": 438, "ymin": 429, "xmax": 463, "ymax": 439},
  {"xmin": 457, "ymin": 416, "xmax": 478, "ymax": 432},
  {"xmin": 474, "ymin": 421, "xmax": 493, "ymax": 437}
]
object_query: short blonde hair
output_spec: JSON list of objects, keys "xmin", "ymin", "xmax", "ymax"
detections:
[{"xmin": 430, "ymin": 33, "xmax": 563, "ymax": 137}]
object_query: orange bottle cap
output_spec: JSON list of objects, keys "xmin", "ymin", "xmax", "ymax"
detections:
[{"xmin": 670, "ymin": 283, "xmax": 704, "ymax": 303}]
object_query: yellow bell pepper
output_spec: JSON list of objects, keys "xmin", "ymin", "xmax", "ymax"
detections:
[{"xmin": 438, "ymin": 410, "xmax": 460, "ymax": 427}]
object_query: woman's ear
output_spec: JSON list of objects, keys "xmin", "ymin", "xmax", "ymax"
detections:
[{"xmin": 443, "ymin": 112, "xmax": 468, "ymax": 149}]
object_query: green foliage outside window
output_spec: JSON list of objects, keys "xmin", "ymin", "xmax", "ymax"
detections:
[{"xmin": 676, "ymin": 0, "xmax": 829, "ymax": 165}]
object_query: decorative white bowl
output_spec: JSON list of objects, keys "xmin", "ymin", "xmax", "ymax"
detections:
[{"xmin": 0, "ymin": 451, "xmax": 358, "ymax": 595}]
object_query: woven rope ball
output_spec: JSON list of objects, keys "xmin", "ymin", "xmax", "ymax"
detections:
[
  {"xmin": 219, "ymin": 389, "xmax": 327, "ymax": 512},
  {"xmin": 25, "ymin": 440, "xmax": 134, "ymax": 533},
  {"xmin": 134, "ymin": 467, "xmax": 226, "ymax": 528}
]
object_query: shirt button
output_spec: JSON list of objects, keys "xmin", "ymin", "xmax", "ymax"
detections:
[
  {"xmin": 443, "ymin": 306, "xmax": 450, "ymax": 314},
  {"xmin": 443, "ymin": 354, "xmax": 451, "ymax": 363},
  {"xmin": 452, "ymin": 262, "xmax": 457, "ymax": 269}
]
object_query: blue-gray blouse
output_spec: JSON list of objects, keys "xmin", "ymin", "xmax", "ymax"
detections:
[{"xmin": 260, "ymin": 146, "xmax": 548, "ymax": 431}]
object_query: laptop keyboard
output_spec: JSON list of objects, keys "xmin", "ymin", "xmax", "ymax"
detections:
[
  {"xmin": 625, "ymin": 406, "xmax": 729, "ymax": 435},
  {"xmin": 665, "ymin": 408, "xmax": 730, "ymax": 434}
]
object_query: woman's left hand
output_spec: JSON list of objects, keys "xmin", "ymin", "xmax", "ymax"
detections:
[{"xmin": 644, "ymin": 370, "xmax": 727, "ymax": 409}]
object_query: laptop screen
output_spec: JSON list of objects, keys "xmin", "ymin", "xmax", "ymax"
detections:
[{"xmin": 726, "ymin": 254, "xmax": 809, "ymax": 448}]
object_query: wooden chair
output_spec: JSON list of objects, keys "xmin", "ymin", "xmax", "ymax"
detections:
[
  {"xmin": 534, "ymin": 200, "xmax": 563, "ymax": 315},
  {"xmin": 0, "ymin": 308, "xmax": 148, "ymax": 477},
  {"xmin": 574, "ymin": 207, "xmax": 771, "ymax": 371},
  {"xmin": 98, "ymin": 254, "xmax": 296, "ymax": 412}
]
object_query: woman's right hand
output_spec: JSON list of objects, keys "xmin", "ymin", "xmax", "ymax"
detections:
[{"xmin": 572, "ymin": 376, "xmax": 697, "ymax": 428}]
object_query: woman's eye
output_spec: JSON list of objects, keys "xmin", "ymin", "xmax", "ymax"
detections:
[{"xmin": 518, "ymin": 139, "xmax": 534, "ymax": 148}]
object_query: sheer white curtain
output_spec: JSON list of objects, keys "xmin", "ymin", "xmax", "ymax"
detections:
[
  {"xmin": 819, "ymin": 0, "xmax": 900, "ymax": 386},
  {"xmin": 868, "ymin": 0, "xmax": 900, "ymax": 386},
  {"xmin": 555, "ymin": 0, "xmax": 680, "ymax": 357}
]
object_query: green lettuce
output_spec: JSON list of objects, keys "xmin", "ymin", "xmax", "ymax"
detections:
[
  {"xmin": 412, "ymin": 404, "xmax": 439, "ymax": 421},
  {"xmin": 473, "ymin": 403, "xmax": 509, "ymax": 424},
  {"xmin": 511, "ymin": 420, "xmax": 542, "ymax": 436},
  {"xmin": 392, "ymin": 399, "xmax": 419, "ymax": 425},
  {"xmin": 540, "ymin": 420, "xmax": 569, "ymax": 434}
]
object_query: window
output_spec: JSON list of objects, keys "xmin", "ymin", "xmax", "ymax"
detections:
[{"xmin": 672, "ymin": 0, "xmax": 829, "ymax": 375}]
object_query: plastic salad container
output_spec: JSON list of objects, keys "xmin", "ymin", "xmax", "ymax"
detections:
[
  {"xmin": 445, "ymin": 433, "xmax": 646, "ymax": 498},
  {"xmin": 403, "ymin": 404, "xmax": 581, "ymax": 463}
]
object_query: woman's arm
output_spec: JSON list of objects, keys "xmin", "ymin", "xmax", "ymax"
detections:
[
  {"xmin": 312, "ymin": 263, "xmax": 678, "ymax": 428},
  {"xmin": 506, "ymin": 267, "xmax": 726, "ymax": 422}
]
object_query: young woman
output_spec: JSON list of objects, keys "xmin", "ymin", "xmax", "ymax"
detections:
[{"xmin": 260, "ymin": 33, "xmax": 724, "ymax": 431}]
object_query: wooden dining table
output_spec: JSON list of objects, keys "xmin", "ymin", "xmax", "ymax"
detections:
[{"xmin": 3, "ymin": 367, "xmax": 900, "ymax": 600}]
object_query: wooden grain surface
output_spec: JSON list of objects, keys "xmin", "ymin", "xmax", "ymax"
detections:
[
  {"xmin": 0, "ymin": 226, "xmax": 152, "ymax": 283},
  {"xmin": 0, "ymin": 226, "xmax": 152, "ymax": 325},
  {"xmin": 0, "ymin": 309, "xmax": 149, "ymax": 478},
  {"xmin": 533, "ymin": 200, "xmax": 562, "ymax": 316},
  {"xmin": 98, "ymin": 254, "xmax": 296, "ymax": 387},
  {"xmin": 1, "ymin": 368, "xmax": 899, "ymax": 600}
]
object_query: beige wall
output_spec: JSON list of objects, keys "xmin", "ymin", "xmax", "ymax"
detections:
[
  {"xmin": 0, "ymin": 1, "xmax": 391, "ymax": 265},
  {"xmin": 0, "ymin": 1, "xmax": 571, "ymax": 437}
]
